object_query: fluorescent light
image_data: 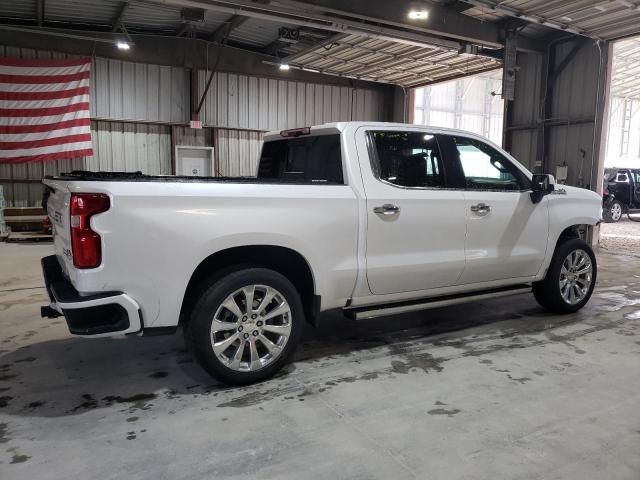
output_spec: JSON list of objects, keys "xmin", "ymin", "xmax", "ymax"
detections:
[
  {"xmin": 116, "ymin": 41, "xmax": 130, "ymax": 50},
  {"xmin": 279, "ymin": 63, "xmax": 290, "ymax": 71},
  {"xmin": 408, "ymin": 9, "xmax": 429, "ymax": 20},
  {"xmin": 424, "ymin": 134, "xmax": 434, "ymax": 141}
]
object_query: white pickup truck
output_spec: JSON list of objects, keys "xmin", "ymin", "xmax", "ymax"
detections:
[{"xmin": 41, "ymin": 122, "xmax": 602, "ymax": 384}]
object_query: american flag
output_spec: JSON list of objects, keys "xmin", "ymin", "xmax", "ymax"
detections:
[{"xmin": 0, "ymin": 57, "xmax": 93, "ymax": 164}]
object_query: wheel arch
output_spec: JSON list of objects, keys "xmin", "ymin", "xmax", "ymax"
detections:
[
  {"xmin": 180, "ymin": 245, "xmax": 318, "ymax": 327},
  {"xmin": 536, "ymin": 222, "xmax": 595, "ymax": 281}
]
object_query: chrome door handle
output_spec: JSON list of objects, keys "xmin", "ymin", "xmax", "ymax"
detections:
[
  {"xmin": 470, "ymin": 203, "xmax": 491, "ymax": 216},
  {"xmin": 373, "ymin": 204, "xmax": 400, "ymax": 215}
]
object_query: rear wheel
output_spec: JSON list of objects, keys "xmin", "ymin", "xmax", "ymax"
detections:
[
  {"xmin": 184, "ymin": 268, "xmax": 304, "ymax": 385},
  {"xmin": 533, "ymin": 238, "xmax": 596, "ymax": 314},
  {"xmin": 603, "ymin": 199, "xmax": 623, "ymax": 223}
]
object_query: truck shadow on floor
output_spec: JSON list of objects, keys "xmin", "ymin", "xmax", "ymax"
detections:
[{"xmin": 0, "ymin": 293, "xmax": 630, "ymax": 419}]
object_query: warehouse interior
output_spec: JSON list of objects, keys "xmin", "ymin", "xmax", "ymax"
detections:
[{"xmin": 1, "ymin": 1, "xmax": 640, "ymax": 478}]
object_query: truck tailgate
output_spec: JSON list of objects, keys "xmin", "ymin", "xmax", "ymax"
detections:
[{"xmin": 43, "ymin": 178, "xmax": 74, "ymax": 278}]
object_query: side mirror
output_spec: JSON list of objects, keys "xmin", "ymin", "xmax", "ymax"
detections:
[{"xmin": 530, "ymin": 174, "xmax": 555, "ymax": 204}]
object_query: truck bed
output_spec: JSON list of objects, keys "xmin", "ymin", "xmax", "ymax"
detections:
[{"xmin": 45, "ymin": 171, "xmax": 338, "ymax": 184}]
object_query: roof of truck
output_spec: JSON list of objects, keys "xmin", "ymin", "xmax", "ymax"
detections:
[{"xmin": 263, "ymin": 121, "xmax": 495, "ymax": 142}]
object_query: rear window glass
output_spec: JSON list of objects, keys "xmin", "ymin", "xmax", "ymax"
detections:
[{"xmin": 257, "ymin": 134, "xmax": 344, "ymax": 184}]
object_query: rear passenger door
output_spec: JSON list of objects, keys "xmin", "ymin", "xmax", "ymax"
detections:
[
  {"xmin": 438, "ymin": 135, "xmax": 549, "ymax": 285},
  {"xmin": 360, "ymin": 129, "xmax": 467, "ymax": 295}
]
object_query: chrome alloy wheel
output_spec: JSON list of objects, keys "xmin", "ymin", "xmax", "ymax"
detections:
[
  {"xmin": 210, "ymin": 285, "xmax": 292, "ymax": 372},
  {"xmin": 611, "ymin": 202, "xmax": 623, "ymax": 221},
  {"xmin": 559, "ymin": 249, "xmax": 593, "ymax": 305}
]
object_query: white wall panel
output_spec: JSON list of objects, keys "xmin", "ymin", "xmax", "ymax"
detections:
[
  {"xmin": 199, "ymin": 71, "xmax": 386, "ymax": 130},
  {"xmin": 88, "ymin": 121, "xmax": 172, "ymax": 174},
  {"xmin": 214, "ymin": 129, "xmax": 264, "ymax": 177},
  {"xmin": 92, "ymin": 58, "xmax": 189, "ymax": 123}
]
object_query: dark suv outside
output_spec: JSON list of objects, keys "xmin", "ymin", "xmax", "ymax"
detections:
[{"xmin": 603, "ymin": 168, "xmax": 640, "ymax": 222}]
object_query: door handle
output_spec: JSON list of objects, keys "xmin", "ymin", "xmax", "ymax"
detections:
[
  {"xmin": 373, "ymin": 204, "xmax": 401, "ymax": 215},
  {"xmin": 470, "ymin": 203, "xmax": 491, "ymax": 216}
]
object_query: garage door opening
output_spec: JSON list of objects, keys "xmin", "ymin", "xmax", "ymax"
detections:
[
  {"xmin": 601, "ymin": 37, "xmax": 640, "ymax": 254},
  {"xmin": 411, "ymin": 69, "xmax": 504, "ymax": 146}
]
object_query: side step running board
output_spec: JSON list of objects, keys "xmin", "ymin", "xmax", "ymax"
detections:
[{"xmin": 345, "ymin": 285, "xmax": 532, "ymax": 320}]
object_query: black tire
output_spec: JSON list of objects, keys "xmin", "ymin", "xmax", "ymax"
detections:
[
  {"xmin": 533, "ymin": 238, "xmax": 597, "ymax": 314},
  {"xmin": 184, "ymin": 267, "xmax": 304, "ymax": 385},
  {"xmin": 603, "ymin": 199, "xmax": 623, "ymax": 223}
]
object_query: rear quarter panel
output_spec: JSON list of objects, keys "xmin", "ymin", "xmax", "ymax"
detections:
[{"xmin": 58, "ymin": 180, "xmax": 359, "ymax": 328}]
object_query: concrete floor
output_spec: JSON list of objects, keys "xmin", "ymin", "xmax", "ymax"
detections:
[
  {"xmin": 1, "ymin": 242, "xmax": 640, "ymax": 480},
  {"xmin": 600, "ymin": 217, "xmax": 640, "ymax": 255}
]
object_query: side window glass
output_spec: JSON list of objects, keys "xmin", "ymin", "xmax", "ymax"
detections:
[
  {"xmin": 369, "ymin": 131, "xmax": 445, "ymax": 188},
  {"xmin": 451, "ymin": 136, "xmax": 530, "ymax": 191}
]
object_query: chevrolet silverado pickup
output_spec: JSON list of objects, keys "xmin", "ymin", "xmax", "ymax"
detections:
[{"xmin": 41, "ymin": 122, "xmax": 602, "ymax": 384}]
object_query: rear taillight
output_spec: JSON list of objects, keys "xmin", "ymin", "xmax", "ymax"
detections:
[{"xmin": 69, "ymin": 193, "xmax": 110, "ymax": 269}]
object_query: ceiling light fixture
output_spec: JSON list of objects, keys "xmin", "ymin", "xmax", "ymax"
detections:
[
  {"xmin": 279, "ymin": 63, "xmax": 290, "ymax": 71},
  {"xmin": 116, "ymin": 41, "xmax": 131, "ymax": 50},
  {"xmin": 408, "ymin": 9, "xmax": 429, "ymax": 20}
]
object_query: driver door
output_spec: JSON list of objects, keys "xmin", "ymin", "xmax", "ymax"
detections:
[
  {"xmin": 438, "ymin": 135, "xmax": 550, "ymax": 285},
  {"xmin": 633, "ymin": 171, "xmax": 640, "ymax": 206}
]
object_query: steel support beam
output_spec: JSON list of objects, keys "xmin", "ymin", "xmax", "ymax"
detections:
[
  {"xmin": 210, "ymin": 14, "xmax": 248, "ymax": 42},
  {"xmin": 148, "ymin": 0, "xmax": 470, "ymax": 50},
  {"xmin": 461, "ymin": 0, "xmax": 591, "ymax": 38},
  {"xmin": 175, "ymin": 23, "xmax": 192, "ymax": 37},
  {"xmin": 549, "ymin": 40, "xmax": 583, "ymax": 83},
  {"xmin": 209, "ymin": 0, "xmax": 270, "ymax": 42},
  {"xmin": 277, "ymin": 0, "xmax": 502, "ymax": 47},
  {"xmin": 111, "ymin": 2, "xmax": 129, "ymax": 33},
  {"xmin": 36, "ymin": 0, "xmax": 45, "ymax": 27}
]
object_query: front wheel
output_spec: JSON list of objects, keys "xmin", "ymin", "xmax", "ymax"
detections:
[
  {"xmin": 603, "ymin": 199, "xmax": 623, "ymax": 223},
  {"xmin": 184, "ymin": 268, "xmax": 304, "ymax": 385},
  {"xmin": 533, "ymin": 238, "xmax": 597, "ymax": 314}
]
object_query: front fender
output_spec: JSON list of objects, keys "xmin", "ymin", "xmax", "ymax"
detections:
[{"xmin": 535, "ymin": 187, "xmax": 601, "ymax": 280}]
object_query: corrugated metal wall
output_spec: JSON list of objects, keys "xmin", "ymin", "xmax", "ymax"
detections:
[
  {"xmin": 214, "ymin": 129, "xmax": 264, "ymax": 177},
  {"xmin": 504, "ymin": 51, "xmax": 543, "ymax": 172},
  {"xmin": 546, "ymin": 41, "xmax": 608, "ymax": 189},
  {"xmin": 89, "ymin": 121, "xmax": 172, "ymax": 174},
  {"xmin": 504, "ymin": 39, "xmax": 609, "ymax": 191},
  {"xmin": 198, "ymin": 70, "xmax": 387, "ymax": 175},
  {"xmin": 92, "ymin": 57, "xmax": 189, "ymax": 123},
  {"xmin": 198, "ymin": 71, "xmax": 386, "ymax": 129}
]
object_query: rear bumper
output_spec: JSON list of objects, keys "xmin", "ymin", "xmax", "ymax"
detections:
[{"xmin": 41, "ymin": 255, "xmax": 142, "ymax": 336}]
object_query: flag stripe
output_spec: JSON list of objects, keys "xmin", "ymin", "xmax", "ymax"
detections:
[
  {"xmin": 0, "ymin": 78, "xmax": 89, "ymax": 92},
  {"xmin": 0, "ymin": 56, "xmax": 91, "ymax": 67},
  {"xmin": 1, "ymin": 149, "xmax": 93, "ymax": 164},
  {"xmin": 0, "ymin": 64, "xmax": 90, "ymax": 76},
  {"xmin": 0, "ymin": 102, "xmax": 90, "ymax": 117},
  {"xmin": 0, "ymin": 118, "xmax": 91, "ymax": 134},
  {"xmin": 0, "ymin": 110, "xmax": 90, "ymax": 126},
  {"xmin": 0, "ymin": 141, "xmax": 93, "ymax": 159},
  {"xmin": 2, "ymin": 126, "xmax": 93, "ymax": 142},
  {"xmin": 0, "ymin": 94, "xmax": 89, "ymax": 109},
  {"xmin": 0, "ymin": 86, "xmax": 89, "ymax": 100},
  {"xmin": 0, "ymin": 71, "xmax": 90, "ymax": 84},
  {"xmin": 0, "ymin": 133, "xmax": 92, "ymax": 150}
]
